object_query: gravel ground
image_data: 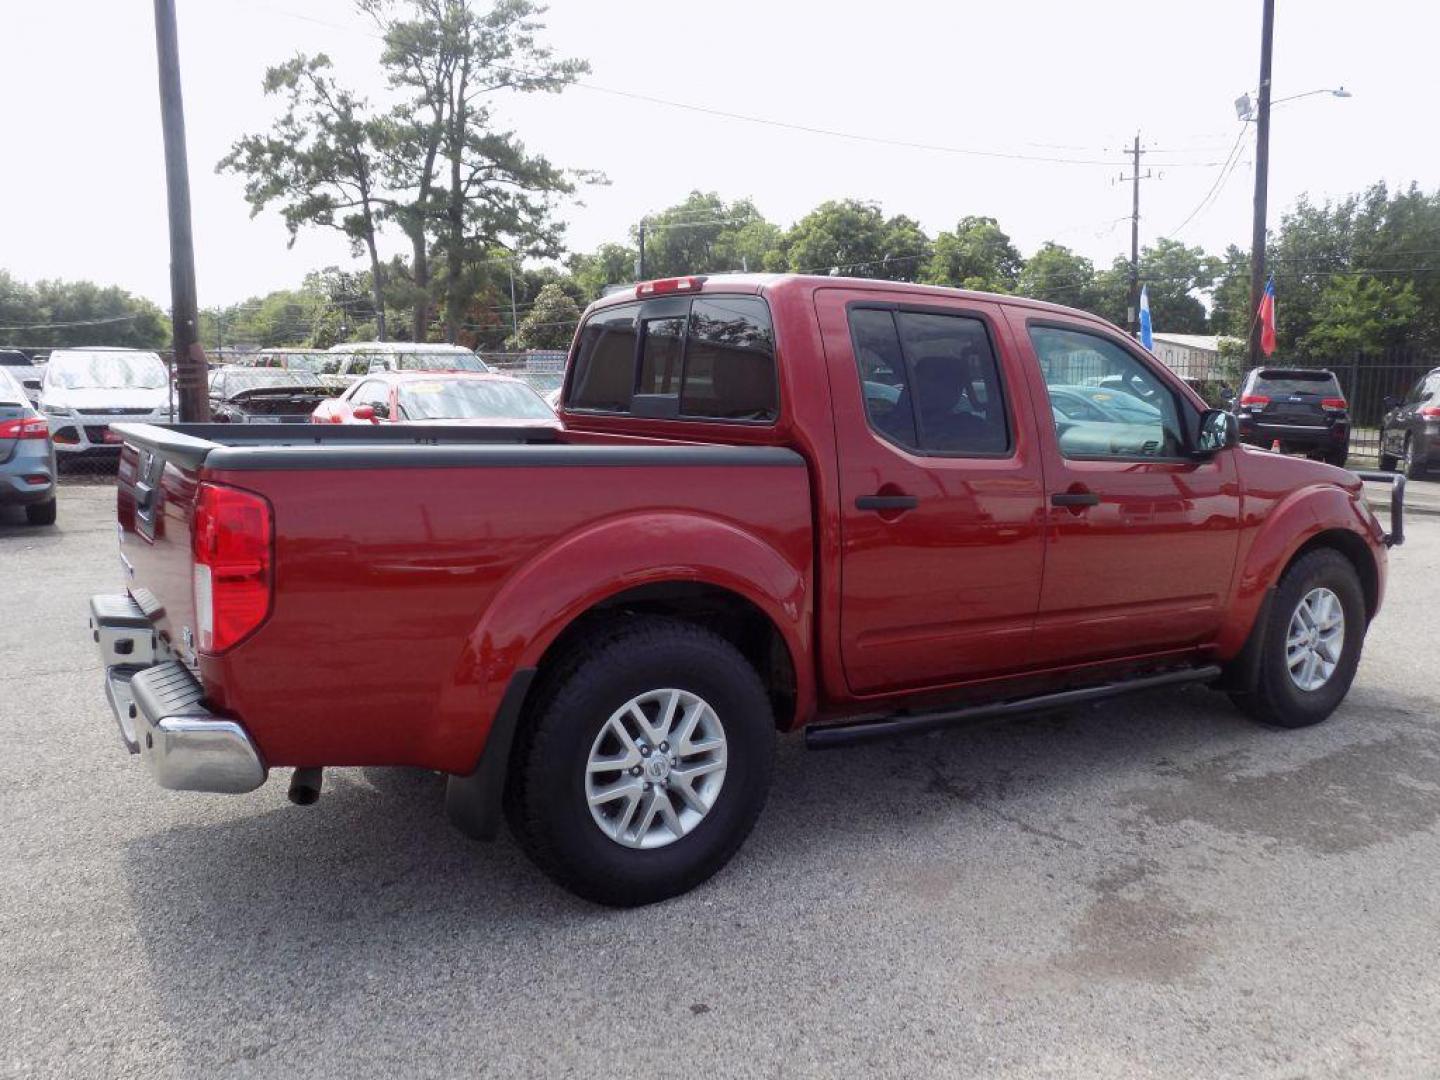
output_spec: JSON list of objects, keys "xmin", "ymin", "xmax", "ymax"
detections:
[{"xmin": 3, "ymin": 485, "xmax": 1439, "ymax": 1079}]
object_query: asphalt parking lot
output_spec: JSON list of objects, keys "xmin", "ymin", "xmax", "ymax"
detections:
[{"xmin": 4, "ymin": 484, "xmax": 1440, "ymax": 1079}]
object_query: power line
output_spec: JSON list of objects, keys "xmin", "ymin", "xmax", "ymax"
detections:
[
  {"xmin": 1164, "ymin": 123, "xmax": 1250, "ymax": 240},
  {"xmin": 0, "ymin": 314, "xmax": 138, "ymax": 332}
]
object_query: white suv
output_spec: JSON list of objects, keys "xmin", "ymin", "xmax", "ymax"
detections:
[{"xmin": 39, "ymin": 349, "xmax": 173, "ymax": 454}]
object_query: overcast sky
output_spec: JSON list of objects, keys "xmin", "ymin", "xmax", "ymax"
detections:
[{"xmin": 4, "ymin": 0, "xmax": 1436, "ymax": 308}]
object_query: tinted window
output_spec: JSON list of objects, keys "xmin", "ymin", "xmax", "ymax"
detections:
[
  {"xmin": 1250, "ymin": 370, "xmax": 1341, "ymax": 396},
  {"xmin": 570, "ymin": 305, "xmax": 638, "ymax": 411},
  {"xmin": 848, "ymin": 308, "xmax": 1008, "ymax": 455},
  {"xmin": 0, "ymin": 351, "xmax": 30, "ymax": 367},
  {"xmin": 638, "ymin": 317, "xmax": 685, "ymax": 395},
  {"xmin": 679, "ymin": 297, "xmax": 777, "ymax": 421},
  {"xmin": 1030, "ymin": 326, "xmax": 1184, "ymax": 459}
]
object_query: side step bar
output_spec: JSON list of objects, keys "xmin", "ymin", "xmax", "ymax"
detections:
[{"xmin": 805, "ymin": 665, "xmax": 1223, "ymax": 750}]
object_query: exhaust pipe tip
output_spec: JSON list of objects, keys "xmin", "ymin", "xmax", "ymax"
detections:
[{"xmin": 288, "ymin": 767, "xmax": 323, "ymax": 806}]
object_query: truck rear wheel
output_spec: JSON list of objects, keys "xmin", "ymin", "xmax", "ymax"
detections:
[
  {"xmin": 1229, "ymin": 548, "xmax": 1365, "ymax": 729},
  {"xmin": 506, "ymin": 618, "xmax": 775, "ymax": 906}
]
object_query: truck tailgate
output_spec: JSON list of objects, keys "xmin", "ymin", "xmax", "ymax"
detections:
[{"xmin": 116, "ymin": 437, "xmax": 204, "ymax": 660}]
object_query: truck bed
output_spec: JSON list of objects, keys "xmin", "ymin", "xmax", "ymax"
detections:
[{"xmin": 113, "ymin": 422, "xmax": 813, "ymax": 773}]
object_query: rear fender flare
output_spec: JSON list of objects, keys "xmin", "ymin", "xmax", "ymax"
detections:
[{"xmin": 431, "ymin": 511, "xmax": 812, "ymax": 768}]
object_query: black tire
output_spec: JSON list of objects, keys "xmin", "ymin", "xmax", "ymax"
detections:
[
  {"xmin": 1379, "ymin": 448, "xmax": 1399, "ymax": 472},
  {"xmin": 1229, "ymin": 548, "xmax": 1366, "ymax": 729},
  {"xmin": 24, "ymin": 497, "xmax": 56, "ymax": 526},
  {"xmin": 1323, "ymin": 448, "xmax": 1348, "ymax": 468},
  {"xmin": 1402, "ymin": 435, "xmax": 1426, "ymax": 480},
  {"xmin": 506, "ymin": 618, "xmax": 775, "ymax": 907}
]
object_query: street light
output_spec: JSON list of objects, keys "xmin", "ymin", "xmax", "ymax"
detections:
[{"xmin": 1237, "ymin": 86, "xmax": 1351, "ymax": 119}]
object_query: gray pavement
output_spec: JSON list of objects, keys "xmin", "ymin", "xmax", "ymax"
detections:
[{"xmin": 4, "ymin": 485, "xmax": 1440, "ymax": 1079}]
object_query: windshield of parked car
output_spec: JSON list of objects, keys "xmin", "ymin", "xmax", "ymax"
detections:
[
  {"xmin": 1251, "ymin": 370, "xmax": 1341, "ymax": 396},
  {"xmin": 263, "ymin": 353, "xmax": 342, "ymax": 376},
  {"xmin": 0, "ymin": 351, "xmax": 33, "ymax": 367},
  {"xmin": 218, "ymin": 370, "xmax": 323, "ymax": 394},
  {"xmin": 396, "ymin": 378, "xmax": 554, "ymax": 421},
  {"xmin": 45, "ymin": 352, "xmax": 167, "ymax": 390}
]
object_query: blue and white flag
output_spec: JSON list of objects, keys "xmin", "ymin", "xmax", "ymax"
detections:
[{"xmin": 1138, "ymin": 285, "xmax": 1154, "ymax": 350}]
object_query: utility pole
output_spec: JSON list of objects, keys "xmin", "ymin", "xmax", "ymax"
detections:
[
  {"xmin": 1118, "ymin": 134, "xmax": 1153, "ymax": 335},
  {"xmin": 153, "ymin": 0, "xmax": 209, "ymax": 421},
  {"xmin": 1247, "ymin": 0, "xmax": 1276, "ymax": 366},
  {"xmin": 636, "ymin": 219, "xmax": 647, "ymax": 281}
]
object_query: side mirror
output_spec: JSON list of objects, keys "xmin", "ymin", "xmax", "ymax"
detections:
[
  {"xmin": 1382, "ymin": 395, "xmax": 1399, "ymax": 410},
  {"xmin": 372, "ymin": 402, "xmax": 391, "ymax": 420},
  {"xmin": 1195, "ymin": 408, "xmax": 1238, "ymax": 457},
  {"xmin": 352, "ymin": 404, "xmax": 376, "ymax": 422}
]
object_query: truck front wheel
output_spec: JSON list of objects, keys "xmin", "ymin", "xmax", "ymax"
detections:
[
  {"xmin": 1230, "ymin": 548, "xmax": 1366, "ymax": 728},
  {"xmin": 506, "ymin": 618, "xmax": 775, "ymax": 906}
]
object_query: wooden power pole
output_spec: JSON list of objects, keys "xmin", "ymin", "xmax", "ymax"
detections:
[
  {"xmin": 153, "ymin": 0, "xmax": 209, "ymax": 421},
  {"xmin": 1247, "ymin": 0, "xmax": 1276, "ymax": 366},
  {"xmin": 1119, "ymin": 134, "xmax": 1152, "ymax": 336}
]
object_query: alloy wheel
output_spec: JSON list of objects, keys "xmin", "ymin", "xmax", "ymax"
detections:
[{"xmin": 1285, "ymin": 587, "xmax": 1345, "ymax": 692}]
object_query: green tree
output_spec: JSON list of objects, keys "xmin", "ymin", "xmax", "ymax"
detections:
[
  {"xmin": 0, "ymin": 273, "xmax": 169, "ymax": 350},
  {"xmin": 922, "ymin": 216, "xmax": 1022, "ymax": 292},
  {"xmin": 1208, "ymin": 245, "xmax": 1251, "ymax": 337},
  {"xmin": 637, "ymin": 192, "xmax": 780, "ymax": 277},
  {"xmin": 219, "ymin": 54, "xmax": 392, "ymax": 339},
  {"xmin": 1016, "ymin": 242, "xmax": 1098, "ymax": 309},
  {"xmin": 780, "ymin": 200, "xmax": 930, "ymax": 280},
  {"xmin": 363, "ymin": 0, "xmax": 594, "ymax": 343},
  {"xmin": 508, "ymin": 281, "xmax": 580, "ymax": 349},
  {"xmin": 568, "ymin": 242, "xmax": 638, "ymax": 299},
  {"xmin": 1298, "ymin": 275, "xmax": 1421, "ymax": 356},
  {"xmin": 1138, "ymin": 238, "xmax": 1218, "ymax": 333}
]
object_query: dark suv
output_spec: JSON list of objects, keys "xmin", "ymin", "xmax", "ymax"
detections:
[
  {"xmin": 1379, "ymin": 367, "xmax": 1440, "ymax": 478},
  {"xmin": 1231, "ymin": 367, "xmax": 1349, "ymax": 466}
]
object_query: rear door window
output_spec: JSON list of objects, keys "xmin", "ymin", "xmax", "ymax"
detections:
[
  {"xmin": 568, "ymin": 296, "xmax": 778, "ymax": 422},
  {"xmin": 847, "ymin": 307, "xmax": 1010, "ymax": 455}
]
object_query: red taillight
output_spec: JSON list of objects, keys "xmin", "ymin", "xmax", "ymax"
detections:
[
  {"xmin": 191, "ymin": 482, "xmax": 272, "ymax": 654},
  {"xmin": 1421, "ymin": 406, "xmax": 1440, "ymax": 419},
  {"xmin": 1321, "ymin": 397, "xmax": 1348, "ymax": 411},
  {"xmin": 0, "ymin": 417, "xmax": 49, "ymax": 440},
  {"xmin": 1240, "ymin": 394, "xmax": 1270, "ymax": 406},
  {"xmin": 636, "ymin": 276, "xmax": 703, "ymax": 297}
]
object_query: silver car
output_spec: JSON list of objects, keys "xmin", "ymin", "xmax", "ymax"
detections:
[{"xmin": 0, "ymin": 368, "xmax": 57, "ymax": 525}]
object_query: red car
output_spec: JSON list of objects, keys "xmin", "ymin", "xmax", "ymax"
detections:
[
  {"xmin": 94, "ymin": 274, "xmax": 1402, "ymax": 907},
  {"xmin": 311, "ymin": 370, "xmax": 560, "ymax": 429}
]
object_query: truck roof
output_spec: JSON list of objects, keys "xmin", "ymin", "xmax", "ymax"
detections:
[{"xmin": 585, "ymin": 273, "xmax": 1114, "ymax": 325}]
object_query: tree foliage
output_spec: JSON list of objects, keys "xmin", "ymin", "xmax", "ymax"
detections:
[
  {"xmin": 923, "ymin": 216, "xmax": 1022, "ymax": 292},
  {"xmin": 0, "ymin": 273, "xmax": 169, "ymax": 350},
  {"xmin": 508, "ymin": 282, "xmax": 580, "ymax": 349},
  {"xmin": 780, "ymin": 200, "xmax": 928, "ymax": 280}
]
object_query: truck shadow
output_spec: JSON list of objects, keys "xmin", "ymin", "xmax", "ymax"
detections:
[{"xmin": 117, "ymin": 682, "xmax": 1436, "ymax": 1072}]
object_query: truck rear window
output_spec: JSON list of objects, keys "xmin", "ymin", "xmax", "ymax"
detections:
[{"xmin": 569, "ymin": 296, "xmax": 777, "ymax": 422}]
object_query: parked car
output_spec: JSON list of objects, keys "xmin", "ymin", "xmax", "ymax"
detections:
[
  {"xmin": 209, "ymin": 368, "xmax": 331, "ymax": 425},
  {"xmin": 1230, "ymin": 367, "xmax": 1350, "ymax": 466},
  {"xmin": 1378, "ymin": 367, "xmax": 1440, "ymax": 478},
  {"xmin": 311, "ymin": 371, "xmax": 560, "ymax": 428},
  {"xmin": 327, "ymin": 341, "xmax": 489, "ymax": 383},
  {"xmin": 92, "ymin": 274, "xmax": 1402, "ymax": 907},
  {"xmin": 39, "ymin": 348, "xmax": 172, "ymax": 455},
  {"xmin": 227, "ymin": 349, "xmax": 347, "ymax": 390},
  {"xmin": 0, "ymin": 367, "xmax": 57, "ymax": 525},
  {"xmin": 0, "ymin": 348, "xmax": 43, "ymax": 405}
]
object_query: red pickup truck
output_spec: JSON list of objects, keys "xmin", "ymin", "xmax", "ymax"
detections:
[{"xmin": 91, "ymin": 274, "xmax": 1404, "ymax": 906}]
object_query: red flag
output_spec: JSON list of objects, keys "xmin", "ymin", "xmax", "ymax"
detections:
[{"xmin": 1258, "ymin": 275, "xmax": 1277, "ymax": 357}]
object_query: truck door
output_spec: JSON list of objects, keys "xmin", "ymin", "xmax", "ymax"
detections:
[
  {"xmin": 817, "ymin": 289, "xmax": 1047, "ymax": 697},
  {"xmin": 1006, "ymin": 313, "xmax": 1241, "ymax": 666}
]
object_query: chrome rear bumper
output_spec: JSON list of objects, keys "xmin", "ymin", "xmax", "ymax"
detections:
[{"xmin": 90, "ymin": 594, "xmax": 267, "ymax": 793}]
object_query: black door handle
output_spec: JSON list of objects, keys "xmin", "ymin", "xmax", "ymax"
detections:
[
  {"xmin": 1050, "ymin": 491, "xmax": 1100, "ymax": 508},
  {"xmin": 856, "ymin": 494, "xmax": 919, "ymax": 512}
]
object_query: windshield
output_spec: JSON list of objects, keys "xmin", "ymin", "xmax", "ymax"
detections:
[
  {"xmin": 397, "ymin": 379, "xmax": 554, "ymax": 421},
  {"xmin": 396, "ymin": 352, "xmax": 488, "ymax": 372},
  {"xmin": 0, "ymin": 351, "xmax": 33, "ymax": 367},
  {"xmin": 1251, "ymin": 371, "xmax": 1340, "ymax": 396},
  {"xmin": 218, "ymin": 370, "xmax": 323, "ymax": 393},
  {"xmin": 273, "ymin": 353, "xmax": 343, "ymax": 375},
  {"xmin": 46, "ymin": 352, "xmax": 167, "ymax": 390}
]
